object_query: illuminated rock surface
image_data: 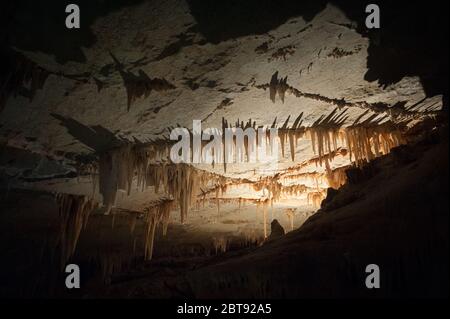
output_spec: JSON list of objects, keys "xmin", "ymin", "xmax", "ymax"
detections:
[{"xmin": 0, "ymin": 0, "xmax": 447, "ymax": 298}]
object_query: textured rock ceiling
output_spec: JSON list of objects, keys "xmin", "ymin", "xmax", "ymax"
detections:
[{"xmin": 0, "ymin": 0, "xmax": 445, "ymax": 207}]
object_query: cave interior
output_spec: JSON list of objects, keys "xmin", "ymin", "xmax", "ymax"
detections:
[{"xmin": 0, "ymin": 0, "xmax": 448, "ymax": 299}]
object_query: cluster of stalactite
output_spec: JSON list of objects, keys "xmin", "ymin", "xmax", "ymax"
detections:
[
  {"xmin": 55, "ymin": 193, "xmax": 98, "ymax": 269},
  {"xmin": 240, "ymin": 228, "xmax": 265, "ymax": 247},
  {"xmin": 309, "ymin": 148, "xmax": 349, "ymax": 170},
  {"xmin": 97, "ymin": 143, "xmax": 228, "ymax": 223},
  {"xmin": 85, "ymin": 109, "xmax": 407, "ymax": 237},
  {"xmin": 326, "ymin": 166, "xmax": 349, "ymax": 189},
  {"xmin": 212, "ymin": 236, "xmax": 228, "ymax": 254},
  {"xmin": 98, "ymin": 144, "xmax": 137, "ymax": 213},
  {"xmin": 106, "ymin": 199, "xmax": 176, "ymax": 263},
  {"xmin": 256, "ymin": 72, "xmax": 439, "ymax": 120},
  {"xmin": 92, "ymin": 109, "xmax": 404, "ymax": 184},
  {"xmin": 217, "ymin": 110, "xmax": 404, "ymax": 171},
  {"xmin": 123, "ymin": 72, "xmax": 176, "ymax": 111},
  {"xmin": 0, "ymin": 51, "xmax": 51, "ymax": 112},
  {"xmin": 137, "ymin": 163, "xmax": 227, "ymax": 223},
  {"xmin": 307, "ymin": 190, "xmax": 327, "ymax": 208},
  {"xmin": 284, "ymin": 208, "xmax": 296, "ymax": 231},
  {"xmin": 197, "ymin": 167, "xmax": 345, "ymax": 210},
  {"xmin": 268, "ymin": 71, "xmax": 289, "ymax": 103},
  {"xmin": 280, "ymin": 171, "xmax": 326, "ymax": 186},
  {"xmin": 268, "ymin": 45, "xmax": 296, "ymax": 62},
  {"xmin": 253, "ymin": 179, "xmax": 282, "ymax": 206},
  {"xmin": 97, "ymin": 253, "xmax": 134, "ymax": 284},
  {"xmin": 282, "ymin": 184, "xmax": 309, "ymax": 197},
  {"xmin": 275, "ymin": 113, "xmax": 306, "ymax": 160},
  {"xmin": 306, "ymin": 108, "xmax": 348, "ymax": 170},
  {"xmin": 222, "ymin": 113, "xmax": 306, "ymax": 160},
  {"xmin": 142, "ymin": 199, "xmax": 174, "ymax": 261},
  {"xmin": 306, "ymin": 110, "xmax": 405, "ymax": 168},
  {"xmin": 344, "ymin": 123, "xmax": 405, "ymax": 166},
  {"xmin": 220, "ymin": 117, "xmax": 278, "ymax": 172},
  {"xmin": 110, "ymin": 53, "xmax": 176, "ymax": 111},
  {"xmin": 196, "ymin": 195, "xmax": 273, "ymax": 216}
]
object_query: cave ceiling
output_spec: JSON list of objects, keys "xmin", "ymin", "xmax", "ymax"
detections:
[{"xmin": 0, "ymin": 0, "xmax": 446, "ymax": 212}]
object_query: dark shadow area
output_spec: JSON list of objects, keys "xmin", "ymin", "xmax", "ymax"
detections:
[
  {"xmin": 187, "ymin": 126, "xmax": 449, "ymax": 298},
  {"xmin": 187, "ymin": 0, "xmax": 449, "ymax": 105},
  {"xmin": 51, "ymin": 113, "xmax": 123, "ymax": 153},
  {"xmin": 1, "ymin": 0, "xmax": 447, "ymax": 104},
  {"xmin": 360, "ymin": 1, "xmax": 449, "ymax": 107},
  {"xmin": 187, "ymin": 0, "xmax": 329, "ymax": 43},
  {"xmin": 0, "ymin": 0, "xmax": 146, "ymax": 64},
  {"xmin": 154, "ymin": 25, "xmax": 201, "ymax": 61},
  {"xmin": 0, "ymin": 49, "xmax": 51, "ymax": 112}
]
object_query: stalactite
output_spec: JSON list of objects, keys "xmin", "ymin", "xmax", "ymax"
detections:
[
  {"xmin": 281, "ymin": 171, "xmax": 326, "ymax": 185},
  {"xmin": 306, "ymin": 108, "xmax": 348, "ymax": 171},
  {"xmin": 268, "ymin": 72, "xmax": 289, "ymax": 103},
  {"xmin": 253, "ymin": 179, "xmax": 281, "ymax": 203},
  {"xmin": 326, "ymin": 166, "xmax": 349, "ymax": 189},
  {"xmin": 142, "ymin": 199, "xmax": 174, "ymax": 261},
  {"xmin": 1, "ymin": 51, "xmax": 51, "ymax": 112},
  {"xmin": 286, "ymin": 114, "xmax": 305, "ymax": 161},
  {"xmin": 97, "ymin": 142, "xmax": 224, "ymax": 222},
  {"xmin": 129, "ymin": 214, "xmax": 137, "ymax": 234},
  {"xmin": 212, "ymin": 236, "xmax": 229, "ymax": 255},
  {"xmin": 306, "ymin": 114, "xmax": 404, "ymax": 168},
  {"xmin": 93, "ymin": 252, "xmax": 133, "ymax": 284},
  {"xmin": 110, "ymin": 53, "xmax": 176, "ymax": 111},
  {"xmin": 92, "ymin": 111, "xmax": 405, "ymax": 231},
  {"xmin": 216, "ymin": 188, "xmax": 220, "ymax": 215},
  {"xmin": 111, "ymin": 213, "xmax": 116, "ymax": 229},
  {"xmin": 263, "ymin": 200, "xmax": 269, "ymax": 238},
  {"xmin": 344, "ymin": 124, "xmax": 405, "ymax": 166},
  {"xmin": 238, "ymin": 227, "xmax": 264, "ymax": 247},
  {"xmin": 307, "ymin": 190, "xmax": 327, "ymax": 208},
  {"xmin": 98, "ymin": 144, "xmax": 136, "ymax": 214},
  {"xmin": 144, "ymin": 210, "xmax": 158, "ymax": 261},
  {"xmin": 282, "ymin": 184, "xmax": 308, "ymax": 197},
  {"xmin": 284, "ymin": 208, "xmax": 296, "ymax": 231},
  {"xmin": 55, "ymin": 193, "xmax": 98, "ymax": 269},
  {"xmin": 256, "ymin": 72, "xmax": 437, "ymax": 120},
  {"xmin": 212, "ymin": 236, "xmax": 228, "ymax": 254}
]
